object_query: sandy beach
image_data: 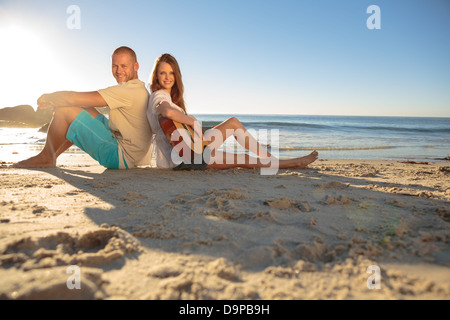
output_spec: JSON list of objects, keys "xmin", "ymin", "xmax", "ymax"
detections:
[{"xmin": 0, "ymin": 154, "xmax": 449, "ymax": 300}]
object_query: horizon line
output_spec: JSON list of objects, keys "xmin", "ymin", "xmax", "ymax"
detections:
[
  {"xmin": 192, "ymin": 113, "xmax": 450, "ymax": 119},
  {"xmin": 1, "ymin": 104, "xmax": 448, "ymax": 119}
]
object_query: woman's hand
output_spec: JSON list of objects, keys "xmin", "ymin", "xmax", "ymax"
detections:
[
  {"xmin": 186, "ymin": 114, "xmax": 197, "ymax": 126},
  {"xmin": 188, "ymin": 115, "xmax": 203, "ymax": 139}
]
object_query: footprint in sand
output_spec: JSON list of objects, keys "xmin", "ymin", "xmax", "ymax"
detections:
[{"xmin": 0, "ymin": 226, "xmax": 141, "ymax": 270}]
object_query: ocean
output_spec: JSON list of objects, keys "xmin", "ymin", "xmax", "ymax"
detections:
[
  {"xmin": 195, "ymin": 114, "xmax": 450, "ymax": 162},
  {"xmin": 1, "ymin": 115, "xmax": 449, "ymax": 163}
]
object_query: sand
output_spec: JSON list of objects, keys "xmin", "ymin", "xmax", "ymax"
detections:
[{"xmin": 0, "ymin": 153, "xmax": 449, "ymax": 300}]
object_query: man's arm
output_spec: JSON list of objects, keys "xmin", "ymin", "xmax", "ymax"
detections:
[{"xmin": 37, "ymin": 91, "xmax": 108, "ymax": 110}]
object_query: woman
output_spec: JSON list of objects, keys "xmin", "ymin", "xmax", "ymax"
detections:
[{"xmin": 147, "ymin": 53, "xmax": 318, "ymax": 171}]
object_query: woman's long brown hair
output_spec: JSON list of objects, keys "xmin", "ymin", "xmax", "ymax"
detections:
[{"xmin": 150, "ymin": 53, "xmax": 187, "ymax": 113}]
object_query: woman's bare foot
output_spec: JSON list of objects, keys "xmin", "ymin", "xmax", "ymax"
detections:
[
  {"xmin": 294, "ymin": 150, "xmax": 318, "ymax": 169},
  {"xmin": 12, "ymin": 154, "xmax": 56, "ymax": 168},
  {"xmin": 277, "ymin": 150, "xmax": 318, "ymax": 170}
]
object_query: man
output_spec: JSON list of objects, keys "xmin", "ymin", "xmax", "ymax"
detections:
[{"xmin": 13, "ymin": 46, "xmax": 152, "ymax": 169}]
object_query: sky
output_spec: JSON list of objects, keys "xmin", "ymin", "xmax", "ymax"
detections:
[{"xmin": 0, "ymin": 0, "xmax": 449, "ymax": 117}]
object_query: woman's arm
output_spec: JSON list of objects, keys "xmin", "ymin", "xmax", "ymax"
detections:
[{"xmin": 157, "ymin": 101, "xmax": 197, "ymax": 127}]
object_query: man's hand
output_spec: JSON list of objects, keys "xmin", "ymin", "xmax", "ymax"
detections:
[{"xmin": 37, "ymin": 94, "xmax": 55, "ymax": 110}]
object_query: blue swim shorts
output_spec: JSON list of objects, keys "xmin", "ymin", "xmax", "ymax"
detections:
[{"xmin": 66, "ymin": 110, "xmax": 127, "ymax": 169}]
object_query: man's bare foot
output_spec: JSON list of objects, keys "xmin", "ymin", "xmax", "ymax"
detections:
[
  {"xmin": 294, "ymin": 150, "xmax": 318, "ymax": 169},
  {"xmin": 12, "ymin": 154, "xmax": 56, "ymax": 168}
]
